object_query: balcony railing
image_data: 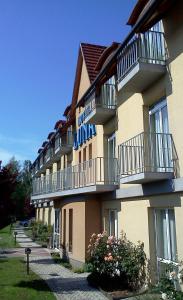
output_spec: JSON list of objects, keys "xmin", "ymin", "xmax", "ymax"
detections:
[
  {"xmin": 119, "ymin": 132, "xmax": 178, "ymax": 183},
  {"xmin": 85, "ymin": 84, "xmax": 116, "ymax": 114},
  {"xmin": 45, "ymin": 147, "xmax": 54, "ymax": 162},
  {"xmin": 83, "ymin": 83, "xmax": 116, "ymax": 125},
  {"xmin": 54, "ymin": 131, "xmax": 73, "ymax": 154},
  {"xmin": 32, "ymin": 157, "xmax": 119, "ymax": 196},
  {"xmin": 117, "ymin": 30, "xmax": 166, "ymax": 85}
]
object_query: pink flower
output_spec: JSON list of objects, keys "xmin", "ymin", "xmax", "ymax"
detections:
[
  {"xmin": 104, "ymin": 256, "xmax": 108, "ymax": 261},
  {"xmin": 108, "ymin": 256, "xmax": 113, "ymax": 261}
]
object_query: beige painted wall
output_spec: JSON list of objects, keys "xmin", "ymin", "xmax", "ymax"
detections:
[
  {"xmin": 36, "ymin": 206, "xmax": 54, "ymax": 226},
  {"xmin": 77, "ymin": 58, "xmax": 90, "ymax": 101},
  {"xmin": 61, "ymin": 201, "xmax": 86, "ymax": 262},
  {"xmin": 163, "ymin": 2, "xmax": 183, "ymax": 177},
  {"xmin": 102, "ymin": 193, "xmax": 183, "ymax": 268},
  {"xmin": 85, "ymin": 199, "xmax": 101, "ymax": 257}
]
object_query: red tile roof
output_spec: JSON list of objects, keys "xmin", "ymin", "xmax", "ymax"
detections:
[
  {"xmin": 54, "ymin": 120, "xmax": 66, "ymax": 130},
  {"xmin": 47, "ymin": 132, "xmax": 55, "ymax": 140},
  {"xmin": 81, "ymin": 43, "xmax": 107, "ymax": 83},
  {"xmin": 127, "ymin": 0, "xmax": 149, "ymax": 26}
]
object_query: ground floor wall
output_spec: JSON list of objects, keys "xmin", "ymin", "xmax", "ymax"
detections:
[
  {"xmin": 54, "ymin": 195, "xmax": 102, "ymax": 266},
  {"xmin": 35, "ymin": 206, "xmax": 54, "ymax": 226},
  {"xmin": 102, "ymin": 192, "xmax": 183, "ymax": 285}
]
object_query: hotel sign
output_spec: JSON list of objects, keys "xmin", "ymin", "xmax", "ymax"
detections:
[{"xmin": 74, "ymin": 110, "xmax": 96, "ymax": 150}]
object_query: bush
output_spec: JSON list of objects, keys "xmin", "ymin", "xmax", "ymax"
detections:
[
  {"xmin": 31, "ymin": 221, "xmax": 53, "ymax": 246},
  {"xmin": 87, "ymin": 232, "xmax": 146, "ymax": 291}
]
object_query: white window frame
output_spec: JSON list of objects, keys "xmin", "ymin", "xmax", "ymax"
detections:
[
  {"xmin": 154, "ymin": 208, "xmax": 177, "ymax": 264},
  {"xmin": 109, "ymin": 209, "xmax": 118, "ymax": 238}
]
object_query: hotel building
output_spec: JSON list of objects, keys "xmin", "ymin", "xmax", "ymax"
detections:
[{"xmin": 31, "ymin": 0, "xmax": 183, "ymax": 282}]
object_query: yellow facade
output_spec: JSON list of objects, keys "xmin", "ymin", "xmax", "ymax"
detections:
[{"xmin": 31, "ymin": 0, "xmax": 183, "ymax": 282}]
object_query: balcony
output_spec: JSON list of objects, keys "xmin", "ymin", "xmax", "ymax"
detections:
[
  {"xmin": 84, "ymin": 83, "xmax": 117, "ymax": 125},
  {"xmin": 31, "ymin": 157, "xmax": 119, "ymax": 199},
  {"xmin": 119, "ymin": 132, "xmax": 178, "ymax": 184},
  {"xmin": 117, "ymin": 31, "xmax": 166, "ymax": 92},
  {"xmin": 35, "ymin": 131, "xmax": 73, "ymax": 174},
  {"xmin": 54, "ymin": 131, "xmax": 73, "ymax": 157}
]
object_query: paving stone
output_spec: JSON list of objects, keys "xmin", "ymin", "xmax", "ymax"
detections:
[{"xmin": 4, "ymin": 226, "xmax": 108, "ymax": 300}]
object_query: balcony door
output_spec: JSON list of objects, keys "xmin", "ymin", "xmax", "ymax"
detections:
[
  {"xmin": 107, "ymin": 133, "xmax": 116, "ymax": 183},
  {"xmin": 53, "ymin": 209, "xmax": 61, "ymax": 249},
  {"xmin": 149, "ymin": 99, "xmax": 172, "ymax": 172},
  {"xmin": 154, "ymin": 209, "xmax": 177, "ymax": 279}
]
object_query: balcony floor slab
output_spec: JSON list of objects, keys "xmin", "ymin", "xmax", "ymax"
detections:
[
  {"xmin": 117, "ymin": 61, "xmax": 166, "ymax": 93},
  {"xmin": 120, "ymin": 172, "xmax": 174, "ymax": 184},
  {"xmin": 31, "ymin": 184, "xmax": 118, "ymax": 201},
  {"xmin": 84, "ymin": 107, "xmax": 116, "ymax": 125}
]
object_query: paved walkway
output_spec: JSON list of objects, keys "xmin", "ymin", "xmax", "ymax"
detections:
[{"xmin": 0, "ymin": 226, "xmax": 107, "ymax": 300}]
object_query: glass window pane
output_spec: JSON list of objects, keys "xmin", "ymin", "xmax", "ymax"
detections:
[
  {"xmin": 155, "ymin": 209, "xmax": 168, "ymax": 260},
  {"xmin": 168, "ymin": 210, "xmax": 177, "ymax": 261},
  {"xmin": 110, "ymin": 210, "xmax": 116, "ymax": 236}
]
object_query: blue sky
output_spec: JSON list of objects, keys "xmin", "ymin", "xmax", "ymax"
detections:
[{"xmin": 0, "ymin": 0, "xmax": 136, "ymax": 165}]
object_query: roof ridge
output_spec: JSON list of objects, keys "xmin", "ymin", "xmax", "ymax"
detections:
[{"xmin": 80, "ymin": 42, "xmax": 107, "ymax": 48}]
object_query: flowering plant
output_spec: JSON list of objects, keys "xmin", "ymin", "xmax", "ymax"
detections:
[{"xmin": 87, "ymin": 231, "xmax": 146, "ymax": 291}]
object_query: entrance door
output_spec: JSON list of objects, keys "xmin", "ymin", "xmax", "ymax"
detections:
[
  {"xmin": 149, "ymin": 99, "xmax": 172, "ymax": 172},
  {"xmin": 54, "ymin": 209, "xmax": 60, "ymax": 249}
]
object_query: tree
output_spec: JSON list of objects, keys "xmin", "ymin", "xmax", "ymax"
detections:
[{"xmin": 0, "ymin": 158, "xmax": 34, "ymax": 228}]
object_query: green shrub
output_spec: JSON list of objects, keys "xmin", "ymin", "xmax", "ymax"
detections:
[
  {"xmin": 31, "ymin": 221, "xmax": 53, "ymax": 246},
  {"xmin": 87, "ymin": 232, "xmax": 146, "ymax": 291}
]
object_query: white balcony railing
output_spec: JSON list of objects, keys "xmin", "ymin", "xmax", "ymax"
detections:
[
  {"xmin": 54, "ymin": 131, "xmax": 73, "ymax": 154},
  {"xmin": 117, "ymin": 31, "xmax": 166, "ymax": 83},
  {"xmin": 119, "ymin": 132, "xmax": 178, "ymax": 180},
  {"xmin": 32, "ymin": 157, "xmax": 119, "ymax": 196},
  {"xmin": 84, "ymin": 83, "xmax": 116, "ymax": 119}
]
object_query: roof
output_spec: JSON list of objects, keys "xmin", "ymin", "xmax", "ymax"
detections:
[
  {"xmin": 95, "ymin": 42, "xmax": 120, "ymax": 72},
  {"xmin": 42, "ymin": 141, "xmax": 48, "ymax": 148},
  {"xmin": 63, "ymin": 105, "xmax": 71, "ymax": 117},
  {"xmin": 81, "ymin": 43, "xmax": 107, "ymax": 83},
  {"xmin": 47, "ymin": 132, "xmax": 55, "ymax": 140},
  {"xmin": 54, "ymin": 120, "xmax": 66, "ymax": 130},
  {"xmin": 127, "ymin": 0, "xmax": 149, "ymax": 26}
]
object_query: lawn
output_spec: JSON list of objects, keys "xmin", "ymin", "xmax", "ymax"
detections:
[
  {"xmin": 0, "ymin": 225, "xmax": 19, "ymax": 248},
  {"xmin": 0, "ymin": 257, "xmax": 56, "ymax": 300}
]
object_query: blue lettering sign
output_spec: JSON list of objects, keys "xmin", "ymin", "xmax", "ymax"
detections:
[{"xmin": 73, "ymin": 124, "xmax": 96, "ymax": 150}]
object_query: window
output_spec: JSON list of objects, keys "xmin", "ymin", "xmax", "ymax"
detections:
[
  {"xmin": 83, "ymin": 147, "xmax": 86, "ymax": 162},
  {"xmin": 63, "ymin": 209, "xmax": 66, "ymax": 247},
  {"xmin": 48, "ymin": 208, "xmax": 52, "ymax": 226},
  {"xmin": 155, "ymin": 209, "xmax": 177, "ymax": 262},
  {"xmin": 104, "ymin": 209, "xmax": 118, "ymax": 237},
  {"xmin": 43, "ymin": 208, "xmax": 45, "ymax": 224},
  {"xmin": 69, "ymin": 209, "xmax": 73, "ymax": 252},
  {"xmin": 54, "ymin": 209, "xmax": 60, "ymax": 249},
  {"xmin": 89, "ymin": 143, "xmax": 92, "ymax": 160},
  {"xmin": 38, "ymin": 208, "xmax": 40, "ymax": 221},
  {"xmin": 79, "ymin": 151, "xmax": 81, "ymax": 164},
  {"xmin": 55, "ymin": 134, "xmax": 61, "ymax": 153}
]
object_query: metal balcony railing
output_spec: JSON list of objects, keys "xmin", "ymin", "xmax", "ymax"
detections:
[
  {"xmin": 84, "ymin": 83, "xmax": 116, "ymax": 118},
  {"xmin": 119, "ymin": 132, "xmax": 178, "ymax": 179},
  {"xmin": 45, "ymin": 147, "xmax": 54, "ymax": 162},
  {"xmin": 32, "ymin": 157, "xmax": 119, "ymax": 196},
  {"xmin": 117, "ymin": 31, "xmax": 166, "ymax": 83},
  {"xmin": 54, "ymin": 131, "xmax": 73, "ymax": 153}
]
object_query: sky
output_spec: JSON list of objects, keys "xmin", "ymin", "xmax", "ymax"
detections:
[{"xmin": 0, "ymin": 0, "xmax": 137, "ymax": 166}]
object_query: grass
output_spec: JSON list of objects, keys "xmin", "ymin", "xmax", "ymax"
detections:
[
  {"xmin": 51, "ymin": 254, "xmax": 72, "ymax": 269},
  {"xmin": 0, "ymin": 257, "xmax": 56, "ymax": 300},
  {"xmin": 0, "ymin": 225, "xmax": 19, "ymax": 248}
]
